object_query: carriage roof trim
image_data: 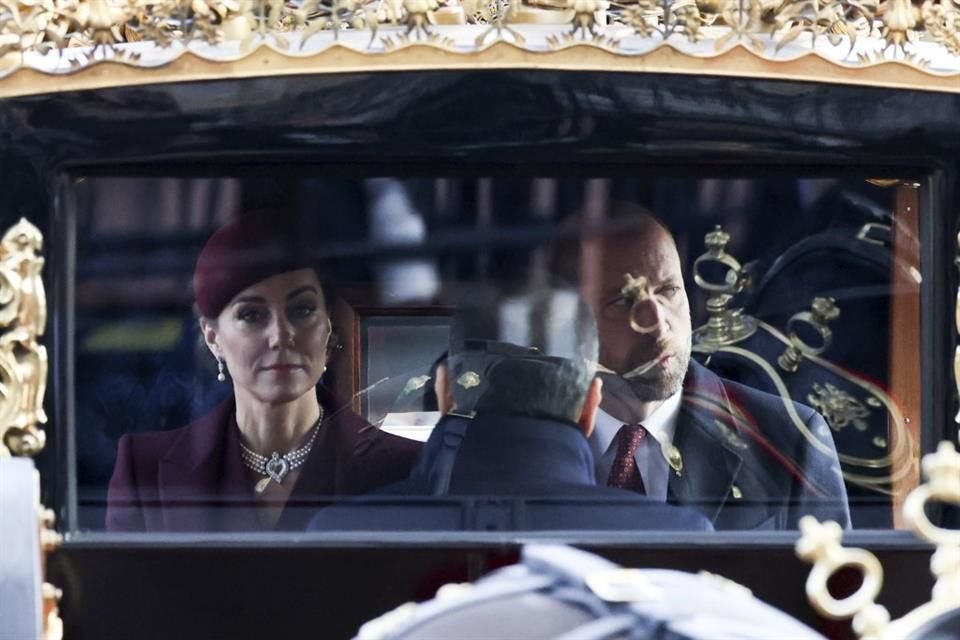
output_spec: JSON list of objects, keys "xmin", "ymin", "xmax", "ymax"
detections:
[{"xmin": 1, "ymin": 0, "xmax": 960, "ymax": 99}]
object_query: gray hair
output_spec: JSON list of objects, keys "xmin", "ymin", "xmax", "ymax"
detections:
[{"xmin": 449, "ymin": 288, "xmax": 598, "ymax": 423}]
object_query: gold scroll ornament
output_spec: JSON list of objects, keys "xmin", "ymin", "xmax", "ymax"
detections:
[
  {"xmin": 0, "ymin": 218, "xmax": 59, "ymax": 639},
  {"xmin": 0, "ymin": 218, "xmax": 48, "ymax": 459}
]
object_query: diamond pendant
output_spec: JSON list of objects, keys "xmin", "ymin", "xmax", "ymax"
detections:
[
  {"xmin": 265, "ymin": 452, "xmax": 290, "ymax": 484},
  {"xmin": 254, "ymin": 477, "xmax": 271, "ymax": 494}
]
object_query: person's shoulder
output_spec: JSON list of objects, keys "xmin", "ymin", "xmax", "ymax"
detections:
[
  {"xmin": 116, "ymin": 400, "xmax": 229, "ymax": 460},
  {"xmin": 689, "ymin": 363, "xmax": 818, "ymax": 423},
  {"xmin": 117, "ymin": 421, "xmax": 192, "ymax": 455},
  {"xmin": 722, "ymin": 378, "xmax": 818, "ymax": 423}
]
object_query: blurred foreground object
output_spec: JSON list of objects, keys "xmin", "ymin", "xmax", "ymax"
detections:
[
  {"xmin": 355, "ymin": 544, "xmax": 824, "ymax": 639},
  {"xmin": 798, "ymin": 440, "xmax": 960, "ymax": 640}
]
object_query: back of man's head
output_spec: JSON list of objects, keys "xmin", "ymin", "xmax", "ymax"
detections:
[{"xmin": 446, "ymin": 288, "xmax": 598, "ymax": 423}]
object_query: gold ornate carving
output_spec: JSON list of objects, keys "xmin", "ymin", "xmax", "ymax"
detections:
[
  {"xmin": 0, "ymin": 218, "xmax": 48, "ymax": 459},
  {"xmin": 799, "ymin": 441, "xmax": 960, "ymax": 639},
  {"xmin": 689, "ymin": 223, "xmax": 916, "ymax": 495},
  {"xmin": 808, "ymin": 382, "xmax": 870, "ymax": 432},
  {"xmin": 39, "ymin": 507, "xmax": 63, "ymax": 640},
  {"xmin": 2, "ymin": 0, "xmax": 960, "ymax": 94}
]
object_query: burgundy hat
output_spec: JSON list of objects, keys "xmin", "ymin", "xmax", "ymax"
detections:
[{"xmin": 193, "ymin": 215, "xmax": 315, "ymax": 318}]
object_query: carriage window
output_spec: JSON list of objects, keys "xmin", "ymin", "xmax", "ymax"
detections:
[{"xmin": 70, "ymin": 174, "xmax": 921, "ymax": 535}]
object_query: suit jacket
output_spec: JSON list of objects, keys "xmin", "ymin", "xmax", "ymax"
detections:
[
  {"xmin": 599, "ymin": 361, "xmax": 851, "ymax": 531},
  {"xmin": 309, "ymin": 413, "xmax": 714, "ymax": 532},
  {"xmin": 106, "ymin": 390, "xmax": 421, "ymax": 532}
]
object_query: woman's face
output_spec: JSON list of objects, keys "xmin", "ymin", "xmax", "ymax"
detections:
[{"xmin": 202, "ymin": 268, "xmax": 331, "ymax": 406}]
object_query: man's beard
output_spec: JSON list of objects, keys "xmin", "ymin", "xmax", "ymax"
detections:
[{"xmin": 627, "ymin": 340, "xmax": 691, "ymax": 402}]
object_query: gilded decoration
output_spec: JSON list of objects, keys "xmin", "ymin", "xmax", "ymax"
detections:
[
  {"xmin": 1, "ymin": 0, "xmax": 960, "ymax": 95},
  {"xmin": 689, "ymin": 223, "xmax": 917, "ymax": 496},
  {"xmin": 0, "ymin": 218, "xmax": 48, "ymax": 459},
  {"xmin": 798, "ymin": 441, "xmax": 960, "ymax": 639},
  {"xmin": 808, "ymin": 382, "xmax": 871, "ymax": 432}
]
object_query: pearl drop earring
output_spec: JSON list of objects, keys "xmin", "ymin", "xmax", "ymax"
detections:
[{"xmin": 217, "ymin": 357, "xmax": 226, "ymax": 382}]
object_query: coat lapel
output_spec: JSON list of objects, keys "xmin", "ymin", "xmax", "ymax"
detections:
[
  {"xmin": 668, "ymin": 362, "xmax": 745, "ymax": 525},
  {"xmin": 156, "ymin": 398, "xmax": 259, "ymax": 532},
  {"xmin": 155, "ymin": 387, "xmax": 387, "ymax": 532},
  {"xmin": 275, "ymin": 390, "xmax": 368, "ymax": 530}
]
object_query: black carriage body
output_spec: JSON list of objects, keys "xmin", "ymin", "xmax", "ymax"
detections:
[{"xmin": 4, "ymin": 70, "xmax": 955, "ymax": 639}]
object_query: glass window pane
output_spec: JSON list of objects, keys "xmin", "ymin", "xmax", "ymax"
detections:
[{"xmin": 71, "ymin": 175, "xmax": 920, "ymax": 535}]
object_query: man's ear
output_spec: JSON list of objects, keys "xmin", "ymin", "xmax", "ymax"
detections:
[
  {"xmin": 576, "ymin": 377, "xmax": 603, "ymax": 439},
  {"xmin": 434, "ymin": 363, "xmax": 454, "ymax": 414},
  {"xmin": 199, "ymin": 318, "xmax": 221, "ymax": 359}
]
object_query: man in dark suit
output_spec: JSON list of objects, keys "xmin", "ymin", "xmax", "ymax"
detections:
[
  {"xmin": 309, "ymin": 290, "xmax": 713, "ymax": 532},
  {"xmin": 585, "ymin": 208, "xmax": 851, "ymax": 530}
]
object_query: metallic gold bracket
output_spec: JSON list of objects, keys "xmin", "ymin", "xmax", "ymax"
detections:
[
  {"xmin": 0, "ymin": 218, "xmax": 48, "ymax": 459},
  {"xmin": 692, "ymin": 225, "xmax": 757, "ymax": 350},
  {"xmin": 777, "ymin": 296, "xmax": 840, "ymax": 373},
  {"xmin": 798, "ymin": 441, "xmax": 960, "ymax": 640}
]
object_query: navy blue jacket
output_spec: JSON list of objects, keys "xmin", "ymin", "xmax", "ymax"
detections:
[
  {"xmin": 308, "ymin": 413, "xmax": 713, "ymax": 532},
  {"xmin": 626, "ymin": 361, "xmax": 852, "ymax": 531}
]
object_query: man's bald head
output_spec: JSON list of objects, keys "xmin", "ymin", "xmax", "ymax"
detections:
[{"xmin": 584, "ymin": 205, "xmax": 692, "ymax": 406}]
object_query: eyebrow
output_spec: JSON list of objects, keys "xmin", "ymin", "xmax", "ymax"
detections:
[
  {"xmin": 286, "ymin": 286, "xmax": 319, "ymax": 300},
  {"xmin": 231, "ymin": 286, "xmax": 320, "ymax": 306}
]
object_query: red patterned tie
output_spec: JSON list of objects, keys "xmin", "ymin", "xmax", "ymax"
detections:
[{"xmin": 607, "ymin": 423, "xmax": 647, "ymax": 495}]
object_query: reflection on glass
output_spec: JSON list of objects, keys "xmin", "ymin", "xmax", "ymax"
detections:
[
  {"xmin": 71, "ymin": 176, "xmax": 920, "ymax": 533},
  {"xmin": 361, "ymin": 316, "xmax": 449, "ymax": 442},
  {"xmin": 101, "ymin": 214, "xmax": 421, "ymax": 532}
]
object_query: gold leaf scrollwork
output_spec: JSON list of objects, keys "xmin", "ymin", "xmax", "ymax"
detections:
[
  {"xmin": 923, "ymin": 0, "xmax": 960, "ymax": 56},
  {"xmin": 0, "ymin": 218, "xmax": 48, "ymax": 459},
  {"xmin": 4, "ymin": 0, "xmax": 960, "ymax": 85},
  {"xmin": 880, "ymin": 0, "xmax": 917, "ymax": 51},
  {"xmin": 807, "ymin": 381, "xmax": 871, "ymax": 432},
  {"xmin": 404, "ymin": 0, "xmax": 439, "ymax": 36}
]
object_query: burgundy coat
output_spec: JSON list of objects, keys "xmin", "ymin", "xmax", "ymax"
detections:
[{"xmin": 106, "ymin": 393, "xmax": 422, "ymax": 532}]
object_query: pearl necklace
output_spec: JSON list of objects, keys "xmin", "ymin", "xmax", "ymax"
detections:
[{"xmin": 239, "ymin": 407, "xmax": 324, "ymax": 494}]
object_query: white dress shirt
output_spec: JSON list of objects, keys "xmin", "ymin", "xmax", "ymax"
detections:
[{"xmin": 590, "ymin": 390, "xmax": 683, "ymax": 501}]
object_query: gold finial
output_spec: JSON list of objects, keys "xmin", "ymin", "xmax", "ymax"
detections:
[
  {"xmin": 919, "ymin": 441, "xmax": 960, "ymax": 502},
  {"xmin": 692, "ymin": 225, "xmax": 756, "ymax": 349},
  {"xmin": 703, "ymin": 225, "xmax": 731, "ymax": 253}
]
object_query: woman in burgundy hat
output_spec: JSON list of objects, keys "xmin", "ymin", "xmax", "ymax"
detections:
[{"xmin": 106, "ymin": 215, "xmax": 421, "ymax": 532}]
